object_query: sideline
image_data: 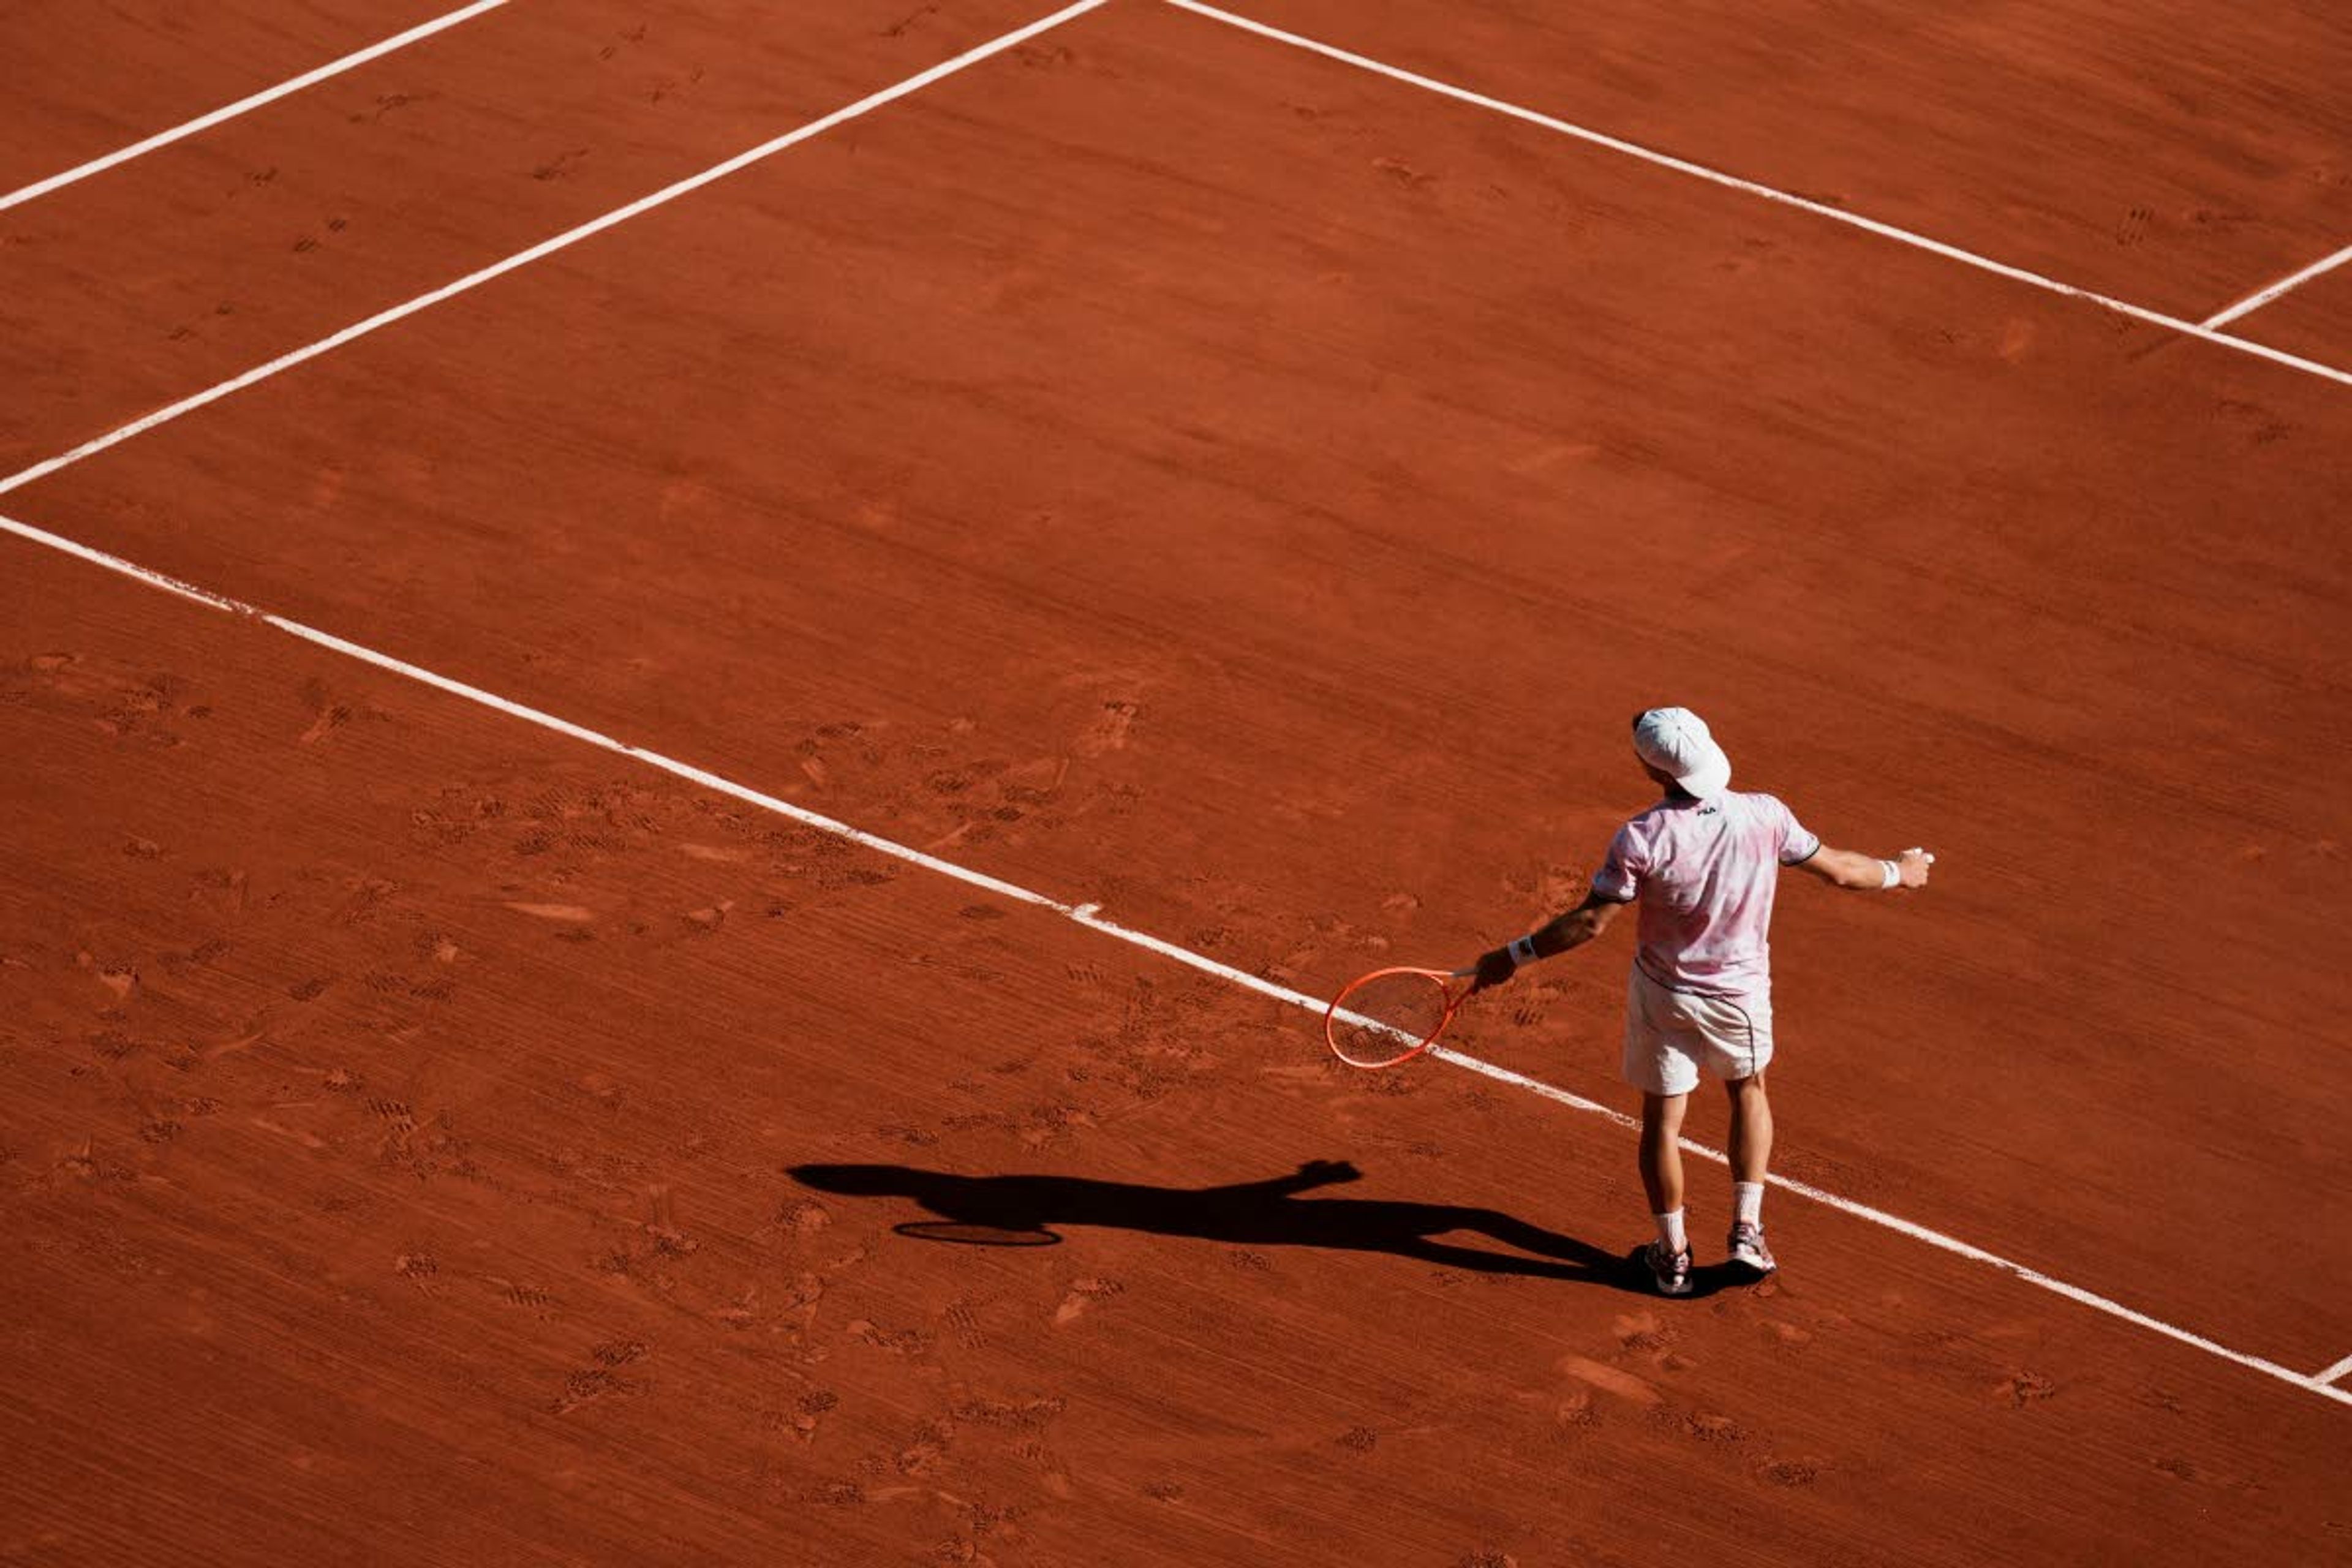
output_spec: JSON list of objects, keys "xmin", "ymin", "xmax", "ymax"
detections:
[
  {"xmin": 0, "ymin": 0, "xmax": 513, "ymax": 214},
  {"xmin": 0, "ymin": 0, "xmax": 1116, "ymax": 499},
  {"xmin": 2202, "ymin": 242, "xmax": 2352, "ymax": 330},
  {"xmin": 0, "ymin": 508, "xmax": 2343, "ymax": 1412},
  {"xmin": 1164, "ymin": 0, "xmax": 2352, "ymax": 392}
]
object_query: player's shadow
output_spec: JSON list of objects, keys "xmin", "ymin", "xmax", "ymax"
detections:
[{"xmin": 789, "ymin": 1158, "xmax": 1697, "ymax": 1294}]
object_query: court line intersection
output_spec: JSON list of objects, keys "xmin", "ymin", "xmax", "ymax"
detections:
[
  {"xmin": 2, "ymin": 0, "xmax": 2344, "ymax": 1410},
  {"xmin": 2203, "ymin": 240, "xmax": 2352, "ymax": 330},
  {"xmin": 1165, "ymin": 0, "xmax": 2352, "ymax": 391}
]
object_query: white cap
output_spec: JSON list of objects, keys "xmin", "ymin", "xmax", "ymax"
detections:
[{"xmin": 1632, "ymin": 707, "xmax": 1732, "ymax": 799}]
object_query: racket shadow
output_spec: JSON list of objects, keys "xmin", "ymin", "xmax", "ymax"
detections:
[{"xmin": 788, "ymin": 1158, "xmax": 1660, "ymax": 1293}]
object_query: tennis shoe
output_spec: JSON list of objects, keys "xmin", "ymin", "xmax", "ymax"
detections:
[
  {"xmin": 1727, "ymin": 1221, "xmax": 1777, "ymax": 1275},
  {"xmin": 1642, "ymin": 1240, "xmax": 1694, "ymax": 1297}
]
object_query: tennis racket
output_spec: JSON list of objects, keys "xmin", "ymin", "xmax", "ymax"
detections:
[{"xmin": 1324, "ymin": 965, "xmax": 1477, "ymax": 1069}]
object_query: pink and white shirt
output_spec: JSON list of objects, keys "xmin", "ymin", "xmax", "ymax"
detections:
[{"xmin": 1592, "ymin": 791, "xmax": 1820, "ymax": 1000}]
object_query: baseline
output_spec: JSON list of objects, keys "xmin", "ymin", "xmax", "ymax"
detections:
[
  {"xmin": 1161, "ymin": 0, "xmax": 2352, "ymax": 393},
  {"xmin": 0, "ymin": 0, "xmax": 510, "ymax": 214},
  {"xmin": 0, "ymin": 0, "xmax": 1114, "ymax": 498},
  {"xmin": 2, "ymin": 503, "xmax": 2343, "ymax": 1415}
]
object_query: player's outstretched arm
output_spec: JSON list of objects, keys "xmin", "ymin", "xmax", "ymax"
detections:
[
  {"xmin": 1471, "ymin": 891, "xmax": 1624, "ymax": 989},
  {"xmin": 1794, "ymin": 844, "xmax": 1934, "ymax": 891}
]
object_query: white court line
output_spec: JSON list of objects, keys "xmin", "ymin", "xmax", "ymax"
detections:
[
  {"xmin": 1163, "ymin": 0, "xmax": 2352, "ymax": 394},
  {"xmin": 2318, "ymin": 1351, "xmax": 2352, "ymax": 1386},
  {"xmin": 0, "ymin": 0, "xmax": 510, "ymax": 214},
  {"xmin": 2203, "ymin": 241, "xmax": 2352, "ymax": 330},
  {"xmin": 0, "ymin": 506, "xmax": 2345, "ymax": 1413},
  {"xmin": 0, "ymin": 0, "xmax": 2342, "ymax": 1411},
  {"xmin": 0, "ymin": 0, "xmax": 1114, "ymax": 499}
]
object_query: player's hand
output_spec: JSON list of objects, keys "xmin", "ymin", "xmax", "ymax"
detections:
[
  {"xmin": 1471, "ymin": 947, "xmax": 1517, "ymax": 992},
  {"xmin": 1896, "ymin": 846, "xmax": 1936, "ymax": 888}
]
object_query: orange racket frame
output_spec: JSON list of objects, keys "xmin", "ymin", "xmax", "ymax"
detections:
[{"xmin": 1323, "ymin": 965, "xmax": 1477, "ymax": 1069}]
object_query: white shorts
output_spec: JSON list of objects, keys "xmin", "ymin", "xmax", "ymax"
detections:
[{"xmin": 1622, "ymin": 965, "xmax": 1773, "ymax": 1096}]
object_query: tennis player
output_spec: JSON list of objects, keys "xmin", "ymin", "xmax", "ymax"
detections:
[{"xmin": 1470, "ymin": 707, "xmax": 1932, "ymax": 1297}]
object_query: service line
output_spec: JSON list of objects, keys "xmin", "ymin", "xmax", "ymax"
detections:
[
  {"xmin": 2317, "ymin": 1351, "xmax": 2352, "ymax": 1386},
  {"xmin": 2203, "ymin": 241, "xmax": 2352, "ymax": 330},
  {"xmin": 0, "ymin": 506, "xmax": 2345, "ymax": 1414},
  {"xmin": 2, "ymin": 0, "xmax": 2343, "ymax": 1411},
  {"xmin": 0, "ymin": 0, "xmax": 511, "ymax": 214},
  {"xmin": 0, "ymin": 0, "xmax": 1115, "ymax": 499},
  {"xmin": 1163, "ymin": 0, "xmax": 2352, "ymax": 393}
]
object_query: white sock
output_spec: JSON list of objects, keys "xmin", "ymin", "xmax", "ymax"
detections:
[
  {"xmin": 1733, "ymin": 1182, "xmax": 1765, "ymax": 1229},
  {"xmin": 1654, "ymin": 1208, "xmax": 1687, "ymax": 1253}
]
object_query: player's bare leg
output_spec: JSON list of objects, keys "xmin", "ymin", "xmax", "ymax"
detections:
[
  {"xmin": 1638, "ymin": 1090, "xmax": 1689, "ymax": 1215},
  {"xmin": 1724, "ymin": 1071, "xmax": 1777, "ymax": 1274},
  {"xmin": 1724, "ymin": 1070, "xmax": 1772, "ymax": 1183},
  {"xmin": 1638, "ymin": 1091, "xmax": 1693, "ymax": 1295}
]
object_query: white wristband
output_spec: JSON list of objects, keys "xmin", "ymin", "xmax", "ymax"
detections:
[
  {"xmin": 1879, "ymin": 859, "xmax": 1901, "ymax": 889},
  {"xmin": 1508, "ymin": 935, "xmax": 1539, "ymax": 965}
]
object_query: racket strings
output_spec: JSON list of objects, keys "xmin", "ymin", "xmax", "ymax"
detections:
[{"xmin": 1328, "ymin": 970, "xmax": 1455, "ymax": 1067}]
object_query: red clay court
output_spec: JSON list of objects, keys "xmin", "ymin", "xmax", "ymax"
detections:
[{"xmin": 4, "ymin": 2, "xmax": 2349, "ymax": 1562}]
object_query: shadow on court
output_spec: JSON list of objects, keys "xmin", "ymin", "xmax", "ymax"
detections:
[{"xmin": 788, "ymin": 1158, "xmax": 1725, "ymax": 1294}]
